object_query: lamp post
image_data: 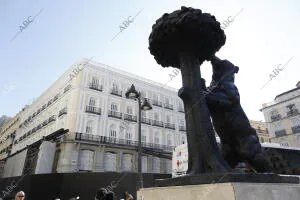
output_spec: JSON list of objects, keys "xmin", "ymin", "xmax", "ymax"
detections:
[{"xmin": 125, "ymin": 84, "xmax": 152, "ymax": 189}]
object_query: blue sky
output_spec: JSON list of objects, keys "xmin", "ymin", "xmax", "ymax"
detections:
[{"xmin": 0, "ymin": 0, "xmax": 299, "ymax": 121}]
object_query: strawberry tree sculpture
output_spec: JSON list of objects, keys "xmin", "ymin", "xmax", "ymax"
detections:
[{"xmin": 149, "ymin": 6, "xmax": 229, "ymax": 174}]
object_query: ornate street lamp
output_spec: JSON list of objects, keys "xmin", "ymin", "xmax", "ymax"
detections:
[{"xmin": 125, "ymin": 84, "xmax": 152, "ymax": 189}]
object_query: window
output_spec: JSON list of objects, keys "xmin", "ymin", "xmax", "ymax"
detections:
[
  {"xmin": 92, "ymin": 76, "xmax": 99, "ymax": 85},
  {"xmin": 153, "ymin": 94, "xmax": 158, "ymax": 101},
  {"xmin": 142, "ymin": 134, "xmax": 147, "ymax": 143},
  {"xmin": 287, "ymin": 104, "xmax": 296, "ymax": 111},
  {"xmin": 111, "ymin": 103, "xmax": 118, "ymax": 111},
  {"xmin": 125, "ymin": 132, "xmax": 132, "ymax": 140},
  {"xmin": 89, "ymin": 97, "xmax": 96, "ymax": 106},
  {"xmin": 270, "ymin": 110, "xmax": 278, "ymax": 116},
  {"xmin": 86, "ymin": 121, "xmax": 93, "ymax": 134},
  {"xmin": 166, "ymin": 115, "xmax": 171, "ymax": 123},
  {"xmin": 154, "ymin": 113, "xmax": 159, "ymax": 121},
  {"xmin": 165, "ymin": 98, "xmax": 169, "ymax": 105},
  {"xmin": 180, "ymin": 119, "xmax": 185, "ymax": 126},
  {"xmin": 154, "ymin": 132, "xmax": 160, "ymax": 144},
  {"xmin": 181, "ymin": 136, "xmax": 186, "ymax": 144},
  {"xmin": 167, "ymin": 134, "xmax": 172, "ymax": 146},
  {"xmin": 112, "ymin": 82, "xmax": 118, "ymax": 91},
  {"xmin": 109, "ymin": 125, "xmax": 117, "ymax": 138},
  {"xmin": 140, "ymin": 91, "xmax": 146, "ymax": 98},
  {"xmin": 126, "ymin": 106, "xmax": 133, "ymax": 115}
]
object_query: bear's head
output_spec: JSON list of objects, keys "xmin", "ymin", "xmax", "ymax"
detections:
[{"xmin": 211, "ymin": 59, "xmax": 239, "ymax": 82}]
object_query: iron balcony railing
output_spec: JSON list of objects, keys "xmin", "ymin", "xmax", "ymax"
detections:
[
  {"xmin": 124, "ymin": 114, "xmax": 137, "ymax": 122},
  {"xmin": 58, "ymin": 107, "xmax": 67, "ymax": 117},
  {"xmin": 287, "ymin": 109, "xmax": 299, "ymax": 117},
  {"xmin": 164, "ymin": 103, "xmax": 174, "ymax": 110},
  {"xmin": 89, "ymin": 83, "xmax": 103, "ymax": 92},
  {"xmin": 165, "ymin": 122, "xmax": 175, "ymax": 130},
  {"xmin": 292, "ymin": 125, "xmax": 300, "ymax": 134},
  {"xmin": 152, "ymin": 100, "xmax": 162, "ymax": 107},
  {"xmin": 74, "ymin": 133, "xmax": 174, "ymax": 152},
  {"xmin": 111, "ymin": 89, "xmax": 122, "ymax": 97},
  {"xmin": 108, "ymin": 110, "xmax": 122, "ymax": 119},
  {"xmin": 179, "ymin": 125, "xmax": 186, "ymax": 131},
  {"xmin": 271, "ymin": 114, "xmax": 281, "ymax": 122},
  {"xmin": 152, "ymin": 120, "xmax": 164, "ymax": 127},
  {"xmin": 141, "ymin": 117, "xmax": 151, "ymax": 125},
  {"xmin": 85, "ymin": 106, "xmax": 101, "ymax": 115}
]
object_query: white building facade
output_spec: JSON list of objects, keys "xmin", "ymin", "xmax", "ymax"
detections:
[
  {"xmin": 2, "ymin": 58, "xmax": 187, "ymax": 177},
  {"xmin": 260, "ymin": 81, "xmax": 300, "ymax": 147}
]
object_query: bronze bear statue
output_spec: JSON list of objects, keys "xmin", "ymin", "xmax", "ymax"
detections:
[{"xmin": 204, "ymin": 56, "xmax": 273, "ymax": 173}]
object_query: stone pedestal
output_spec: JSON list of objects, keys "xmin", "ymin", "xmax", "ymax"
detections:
[{"xmin": 137, "ymin": 174, "xmax": 300, "ymax": 200}]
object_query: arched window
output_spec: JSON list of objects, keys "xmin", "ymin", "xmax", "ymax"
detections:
[{"xmin": 86, "ymin": 121, "xmax": 93, "ymax": 134}]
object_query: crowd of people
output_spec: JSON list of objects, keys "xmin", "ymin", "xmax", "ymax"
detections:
[
  {"xmin": 10, "ymin": 189, "xmax": 134, "ymax": 199},
  {"xmin": 94, "ymin": 189, "xmax": 134, "ymax": 200}
]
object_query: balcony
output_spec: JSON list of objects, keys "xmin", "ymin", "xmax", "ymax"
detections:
[
  {"xmin": 58, "ymin": 108, "xmax": 67, "ymax": 117},
  {"xmin": 152, "ymin": 100, "xmax": 162, "ymax": 107},
  {"xmin": 89, "ymin": 83, "xmax": 103, "ymax": 92},
  {"xmin": 48, "ymin": 115, "xmax": 56, "ymax": 122},
  {"xmin": 124, "ymin": 114, "xmax": 137, "ymax": 122},
  {"xmin": 108, "ymin": 110, "xmax": 122, "ymax": 119},
  {"xmin": 42, "ymin": 120, "xmax": 48, "ymax": 127},
  {"xmin": 141, "ymin": 117, "xmax": 151, "ymax": 125},
  {"xmin": 111, "ymin": 89, "xmax": 122, "ymax": 97},
  {"xmin": 271, "ymin": 114, "xmax": 281, "ymax": 122},
  {"xmin": 152, "ymin": 120, "xmax": 164, "ymax": 127},
  {"xmin": 164, "ymin": 103, "xmax": 174, "ymax": 110},
  {"xmin": 64, "ymin": 85, "xmax": 71, "ymax": 93},
  {"xmin": 85, "ymin": 106, "xmax": 101, "ymax": 115},
  {"xmin": 165, "ymin": 122, "xmax": 175, "ymax": 130},
  {"xmin": 275, "ymin": 129, "xmax": 287, "ymax": 137},
  {"xmin": 178, "ymin": 107, "xmax": 184, "ymax": 113},
  {"xmin": 287, "ymin": 109, "xmax": 299, "ymax": 117},
  {"xmin": 75, "ymin": 133, "xmax": 174, "ymax": 152},
  {"xmin": 292, "ymin": 125, "xmax": 300, "ymax": 134},
  {"xmin": 179, "ymin": 125, "xmax": 186, "ymax": 131}
]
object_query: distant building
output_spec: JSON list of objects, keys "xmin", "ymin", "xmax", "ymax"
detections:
[
  {"xmin": 0, "ymin": 58, "xmax": 186, "ymax": 178},
  {"xmin": 260, "ymin": 81, "xmax": 300, "ymax": 147},
  {"xmin": 249, "ymin": 120, "xmax": 270, "ymax": 143},
  {"xmin": 0, "ymin": 113, "xmax": 20, "ymax": 176},
  {"xmin": 0, "ymin": 115, "xmax": 11, "ymax": 129}
]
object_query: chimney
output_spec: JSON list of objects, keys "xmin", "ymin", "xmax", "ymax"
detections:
[{"xmin": 297, "ymin": 81, "xmax": 300, "ymax": 88}]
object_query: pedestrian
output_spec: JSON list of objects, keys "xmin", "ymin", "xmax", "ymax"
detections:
[
  {"xmin": 124, "ymin": 191, "xmax": 133, "ymax": 200},
  {"xmin": 95, "ymin": 188, "xmax": 114, "ymax": 200},
  {"xmin": 15, "ymin": 191, "xmax": 25, "ymax": 200}
]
